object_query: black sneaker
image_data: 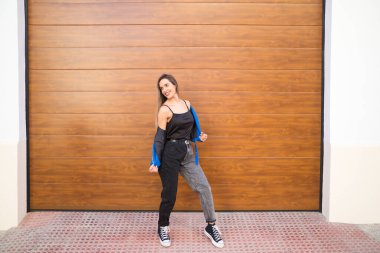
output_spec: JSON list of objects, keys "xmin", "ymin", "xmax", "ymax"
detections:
[
  {"xmin": 204, "ymin": 224, "xmax": 224, "ymax": 248},
  {"xmin": 158, "ymin": 226, "xmax": 171, "ymax": 247}
]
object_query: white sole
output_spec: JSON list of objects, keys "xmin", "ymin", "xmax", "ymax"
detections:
[
  {"xmin": 203, "ymin": 229, "xmax": 224, "ymax": 248},
  {"xmin": 159, "ymin": 239, "xmax": 171, "ymax": 247}
]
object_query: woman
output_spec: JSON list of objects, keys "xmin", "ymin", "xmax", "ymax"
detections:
[{"xmin": 148, "ymin": 73, "xmax": 224, "ymax": 248}]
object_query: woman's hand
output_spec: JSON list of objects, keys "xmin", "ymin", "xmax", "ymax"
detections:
[
  {"xmin": 149, "ymin": 164, "xmax": 158, "ymax": 173},
  {"xmin": 200, "ymin": 132, "xmax": 208, "ymax": 142}
]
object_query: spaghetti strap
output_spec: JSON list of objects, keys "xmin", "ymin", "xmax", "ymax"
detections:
[
  {"xmin": 163, "ymin": 104, "xmax": 174, "ymax": 114},
  {"xmin": 182, "ymin": 99, "xmax": 190, "ymax": 111}
]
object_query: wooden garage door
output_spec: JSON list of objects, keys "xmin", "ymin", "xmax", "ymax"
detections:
[{"xmin": 28, "ymin": 0, "xmax": 322, "ymax": 210}]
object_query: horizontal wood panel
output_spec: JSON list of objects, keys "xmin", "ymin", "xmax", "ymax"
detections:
[
  {"xmin": 29, "ymin": 69, "xmax": 321, "ymax": 92},
  {"xmin": 187, "ymin": 183, "xmax": 319, "ymax": 210},
  {"xmin": 200, "ymin": 137, "xmax": 320, "ymax": 157},
  {"xmin": 29, "ymin": 92, "xmax": 156, "ymax": 114},
  {"xmin": 30, "ymin": 92, "xmax": 321, "ymax": 114},
  {"xmin": 30, "ymin": 0, "xmax": 322, "ymax": 4},
  {"xmin": 29, "ymin": 0, "xmax": 322, "ymax": 211},
  {"xmin": 29, "ymin": 25, "xmax": 322, "ymax": 48},
  {"xmin": 29, "ymin": 114, "xmax": 154, "ymax": 136},
  {"xmin": 188, "ymin": 92, "xmax": 321, "ymax": 114},
  {"xmin": 30, "ymin": 182, "xmax": 319, "ymax": 210},
  {"xmin": 30, "ymin": 47, "xmax": 321, "ymax": 70},
  {"xmin": 30, "ymin": 157, "xmax": 320, "ymax": 184},
  {"xmin": 30, "ymin": 114, "xmax": 320, "ymax": 137},
  {"xmin": 30, "ymin": 135, "xmax": 320, "ymax": 157},
  {"xmin": 29, "ymin": 3, "xmax": 322, "ymax": 25}
]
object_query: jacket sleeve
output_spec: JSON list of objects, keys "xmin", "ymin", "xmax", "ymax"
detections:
[
  {"xmin": 190, "ymin": 106, "xmax": 203, "ymax": 142},
  {"xmin": 150, "ymin": 127, "xmax": 166, "ymax": 167},
  {"xmin": 190, "ymin": 106, "xmax": 203, "ymax": 165}
]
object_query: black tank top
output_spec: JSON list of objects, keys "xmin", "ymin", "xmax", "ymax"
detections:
[{"xmin": 164, "ymin": 100, "xmax": 194, "ymax": 140}]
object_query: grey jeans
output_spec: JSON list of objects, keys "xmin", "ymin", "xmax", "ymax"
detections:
[
  {"xmin": 180, "ymin": 142, "xmax": 216, "ymax": 223},
  {"xmin": 158, "ymin": 140, "xmax": 216, "ymax": 226}
]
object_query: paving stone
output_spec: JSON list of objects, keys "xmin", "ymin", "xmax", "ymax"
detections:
[{"xmin": 0, "ymin": 211, "xmax": 379, "ymax": 252}]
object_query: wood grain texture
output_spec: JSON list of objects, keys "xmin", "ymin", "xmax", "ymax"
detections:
[
  {"xmin": 30, "ymin": 157, "xmax": 320, "ymax": 184},
  {"xmin": 29, "ymin": 47, "xmax": 322, "ymax": 70},
  {"xmin": 29, "ymin": 92, "xmax": 156, "ymax": 114},
  {"xmin": 29, "ymin": 113, "xmax": 320, "ymax": 137},
  {"xmin": 29, "ymin": 25, "xmax": 322, "ymax": 48},
  {"xmin": 186, "ymin": 92, "xmax": 321, "ymax": 114},
  {"xmin": 30, "ymin": 135, "xmax": 319, "ymax": 157},
  {"xmin": 30, "ymin": 182, "xmax": 320, "ymax": 210},
  {"xmin": 29, "ymin": 91, "xmax": 321, "ymax": 114},
  {"xmin": 29, "ymin": 3, "xmax": 322, "ymax": 25},
  {"xmin": 29, "ymin": 69, "xmax": 321, "ymax": 92},
  {"xmin": 28, "ymin": 0, "xmax": 323, "ymax": 211},
  {"xmin": 202, "ymin": 114, "xmax": 321, "ymax": 137},
  {"xmin": 29, "ymin": 114, "xmax": 155, "ymax": 136}
]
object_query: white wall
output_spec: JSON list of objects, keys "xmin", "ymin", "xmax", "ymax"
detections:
[
  {"xmin": 323, "ymin": 0, "xmax": 380, "ymax": 223},
  {"xmin": 0, "ymin": 0, "xmax": 27, "ymax": 230}
]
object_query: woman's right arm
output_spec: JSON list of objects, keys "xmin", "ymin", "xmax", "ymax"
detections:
[{"xmin": 149, "ymin": 107, "xmax": 169, "ymax": 173}]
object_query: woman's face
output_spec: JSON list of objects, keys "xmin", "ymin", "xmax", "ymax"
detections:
[{"xmin": 159, "ymin": 78, "xmax": 177, "ymax": 99}]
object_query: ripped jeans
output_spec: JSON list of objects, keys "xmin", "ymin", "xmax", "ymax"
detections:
[{"xmin": 158, "ymin": 140, "xmax": 216, "ymax": 227}]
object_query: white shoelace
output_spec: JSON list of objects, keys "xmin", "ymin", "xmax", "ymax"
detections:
[
  {"xmin": 211, "ymin": 225, "xmax": 222, "ymax": 242},
  {"xmin": 159, "ymin": 226, "xmax": 170, "ymax": 241}
]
